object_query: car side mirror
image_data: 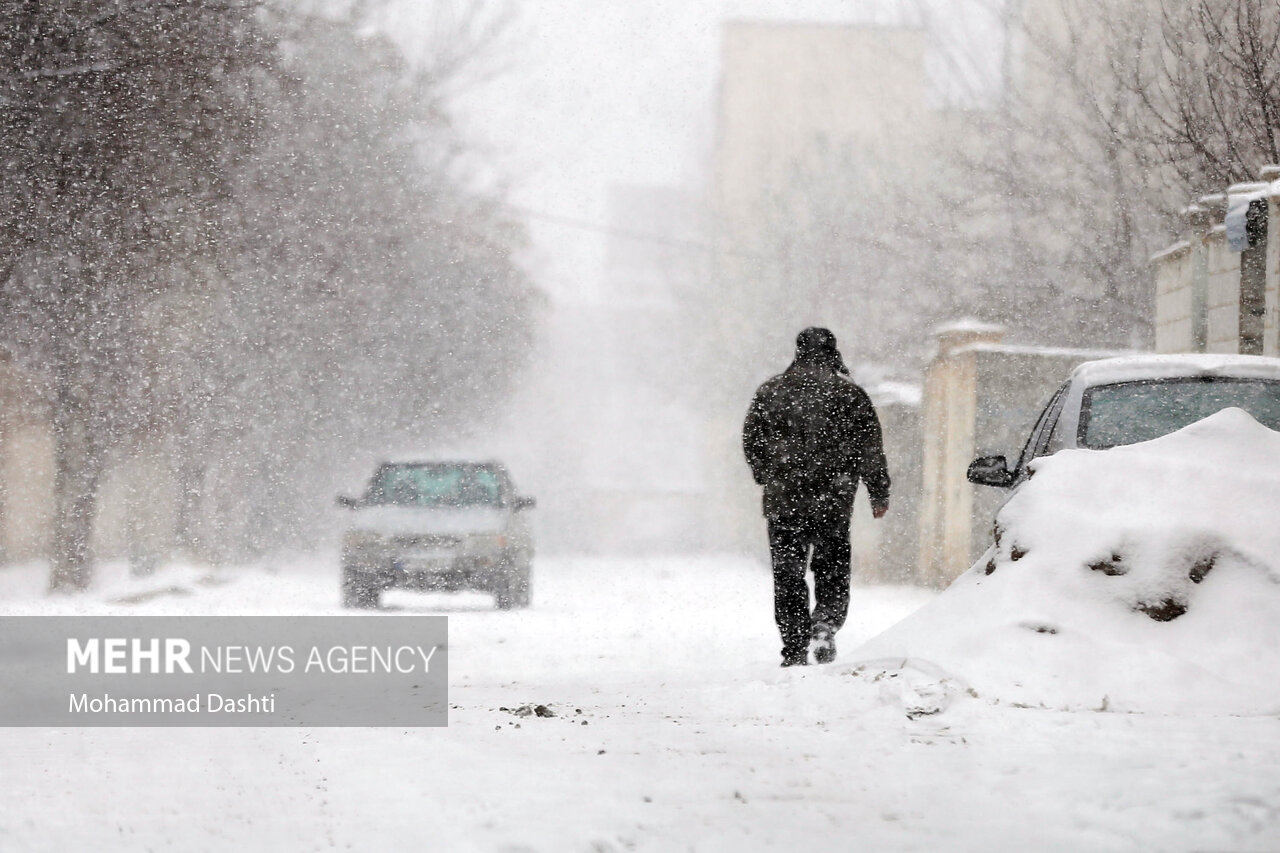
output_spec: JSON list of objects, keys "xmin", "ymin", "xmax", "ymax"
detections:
[
  {"xmin": 967, "ymin": 455, "xmax": 1016, "ymax": 488},
  {"xmin": 336, "ymin": 495, "xmax": 361, "ymax": 509},
  {"xmin": 513, "ymin": 496, "xmax": 536, "ymax": 511}
]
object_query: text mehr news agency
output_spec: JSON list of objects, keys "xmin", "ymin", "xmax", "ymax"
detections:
[{"xmin": 63, "ymin": 637, "xmax": 439, "ymax": 716}]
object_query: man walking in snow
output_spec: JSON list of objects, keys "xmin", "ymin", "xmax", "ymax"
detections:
[{"xmin": 742, "ymin": 327, "xmax": 891, "ymax": 667}]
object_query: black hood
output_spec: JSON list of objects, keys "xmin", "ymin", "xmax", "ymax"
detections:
[{"xmin": 793, "ymin": 327, "xmax": 849, "ymax": 376}]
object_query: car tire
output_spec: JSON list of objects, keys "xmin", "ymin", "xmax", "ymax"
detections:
[
  {"xmin": 493, "ymin": 556, "xmax": 531, "ymax": 610},
  {"xmin": 342, "ymin": 564, "xmax": 381, "ymax": 609}
]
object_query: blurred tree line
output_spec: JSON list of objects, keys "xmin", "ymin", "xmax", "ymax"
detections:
[
  {"xmin": 932, "ymin": 0, "xmax": 1280, "ymax": 351},
  {"xmin": 0, "ymin": 0, "xmax": 538, "ymax": 589},
  {"xmin": 720, "ymin": 0, "xmax": 1280, "ymax": 372}
]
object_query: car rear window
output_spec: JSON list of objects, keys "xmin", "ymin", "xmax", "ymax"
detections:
[
  {"xmin": 1080, "ymin": 377, "xmax": 1280, "ymax": 448},
  {"xmin": 368, "ymin": 465, "xmax": 503, "ymax": 506}
]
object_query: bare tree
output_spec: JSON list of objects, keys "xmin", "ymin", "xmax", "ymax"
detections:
[
  {"xmin": 163, "ymin": 3, "xmax": 538, "ymax": 562},
  {"xmin": 0, "ymin": 0, "xmax": 536, "ymax": 583},
  {"xmin": 0, "ymin": 0, "xmax": 273, "ymax": 590},
  {"xmin": 932, "ymin": 0, "xmax": 1280, "ymax": 353},
  {"xmin": 748, "ymin": 139, "xmax": 970, "ymax": 367},
  {"xmin": 1092, "ymin": 0, "xmax": 1280, "ymax": 195}
]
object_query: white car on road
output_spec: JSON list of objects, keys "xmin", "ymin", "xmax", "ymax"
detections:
[{"xmin": 337, "ymin": 460, "xmax": 536, "ymax": 609}]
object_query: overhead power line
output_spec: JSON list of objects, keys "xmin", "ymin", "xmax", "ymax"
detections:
[{"xmin": 508, "ymin": 204, "xmax": 766, "ymax": 261}]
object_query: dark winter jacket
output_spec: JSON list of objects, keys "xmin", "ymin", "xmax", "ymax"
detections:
[{"xmin": 742, "ymin": 360, "xmax": 891, "ymax": 521}]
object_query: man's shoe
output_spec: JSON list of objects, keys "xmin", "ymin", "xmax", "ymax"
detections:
[
  {"xmin": 781, "ymin": 652, "xmax": 808, "ymax": 667},
  {"xmin": 811, "ymin": 623, "xmax": 836, "ymax": 664}
]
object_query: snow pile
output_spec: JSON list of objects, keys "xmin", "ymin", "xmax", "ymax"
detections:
[{"xmin": 851, "ymin": 407, "xmax": 1280, "ymax": 715}]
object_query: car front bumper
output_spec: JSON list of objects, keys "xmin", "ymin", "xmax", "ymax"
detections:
[{"xmin": 345, "ymin": 546, "xmax": 506, "ymax": 591}]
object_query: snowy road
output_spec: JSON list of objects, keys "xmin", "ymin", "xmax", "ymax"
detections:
[{"xmin": 2, "ymin": 555, "xmax": 1280, "ymax": 852}]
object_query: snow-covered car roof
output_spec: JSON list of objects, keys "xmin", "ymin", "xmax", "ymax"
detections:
[
  {"xmin": 376, "ymin": 455, "xmax": 506, "ymax": 468},
  {"xmin": 1069, "ymin": 353, "xmax": 1280, "ymax": 388}
]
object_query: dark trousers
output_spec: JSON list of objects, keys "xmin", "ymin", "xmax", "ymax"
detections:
[{"xmin": 767, "ymin": 513, "xmax": 852, "ymax": 659}]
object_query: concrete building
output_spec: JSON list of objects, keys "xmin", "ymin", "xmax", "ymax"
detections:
[
  {"xmin": 707, "ymin": 19, "xmax": 941, "ymax": 569},
  {"xmin": 713, "ymin": 20, "xmax": 932, "ymax": 253}
]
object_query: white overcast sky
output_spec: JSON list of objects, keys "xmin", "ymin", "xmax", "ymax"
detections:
[{"xmin": 383, "ymin": 0, "xmax": 998, "ymax": 301}]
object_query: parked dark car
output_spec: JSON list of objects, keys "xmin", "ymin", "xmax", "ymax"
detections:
[{"xmin": 337, "ymin": 460, "xmax": 535, "ymax": 610}]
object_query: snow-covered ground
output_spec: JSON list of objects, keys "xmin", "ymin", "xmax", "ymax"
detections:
[{"xmin": 3, "ymin": 546, "xmax": 1280, "ymax": 852}]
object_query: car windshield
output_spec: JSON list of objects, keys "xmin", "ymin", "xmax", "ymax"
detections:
[
  {"xmin": 1080, "ymin": 377, "xmax": 1280, "ymax": 448},
  {"xmin": 367, "ymin": 464, "xmax": 502, "ymax": 507}
]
